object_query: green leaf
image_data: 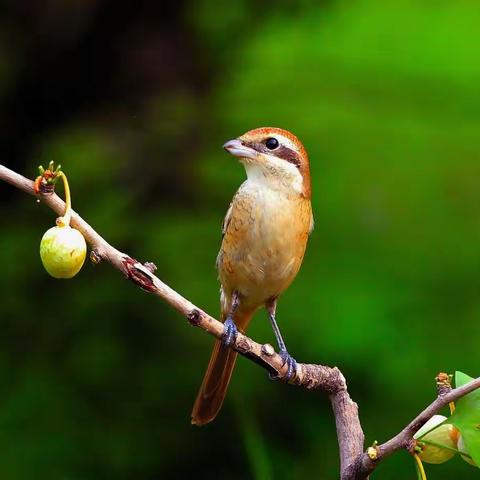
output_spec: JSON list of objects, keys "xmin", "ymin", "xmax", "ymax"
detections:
[{"xmin": 447, "ymin": 371, "xmax": 480, "ymax": 467}]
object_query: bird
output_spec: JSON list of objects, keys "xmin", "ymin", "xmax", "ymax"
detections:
[{"xmin": 191, "ymin": 127, "xmax": 313, "ymax": 426}]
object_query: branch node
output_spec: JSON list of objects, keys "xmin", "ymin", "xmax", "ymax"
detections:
[
  {"xmin": 436, "ymin": 372, "xmax": 452, "ymax": 397},
  {"xmin": 90, "ymin": 249, "xmax": 102, "ymax": 265},
  {"xmin": 367, "ymin": 445, "xmax": 378, "ymax": 461},
  {"xmin": 187, "ymin": 309, "xmax": 201, "ymax": 326},
  {"xmin": 261, "ymin": 343, "xmax": 275, "ymax": 356},
  {"xmin": 39, "ymin": 183, "xmax": 55, "ymax": 195},
  {"xmin": 122, "ymin": 257, "xmax": 156, "ymax": 292},
  {"xmin": 143, "ymin": 261, "xmax": 157, "ymax": 273},
  {"xmin": 406, "ymin": 438, "xmax": 417, "ymax": 455},
  {"xmin": 235, "ymin": 335, "xmax": 251, "ymax": 354}
]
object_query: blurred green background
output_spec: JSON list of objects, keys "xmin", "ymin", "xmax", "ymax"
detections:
[{"xmin": 1, "ymin": 1, "xmax": 479, "ymax": 478}]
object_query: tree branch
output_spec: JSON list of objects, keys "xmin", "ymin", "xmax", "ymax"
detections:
[
  {"xmin": 345, "ymin": 376, "xmax": 480, "ymax": 479},
  {"xmin": 1, "ymin": 163, "xmax": 479, "ymax": 480}
]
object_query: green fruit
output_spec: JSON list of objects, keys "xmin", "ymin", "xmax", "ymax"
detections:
[
  {"xmin": 414, "ymin": 415, "xmax": 458, "ymax": 464},
  {"xmin": 458, "ymin": 435, "xmax": 477, "ymax": 466},
  {"xmin": 40, "ymin": 225, "xmax": 86, "ymax": 278}
]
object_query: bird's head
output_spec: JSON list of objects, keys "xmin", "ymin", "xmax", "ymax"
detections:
[{"xmin": 223, "ymin": 127, "xmax": 311, "ymax": 199}]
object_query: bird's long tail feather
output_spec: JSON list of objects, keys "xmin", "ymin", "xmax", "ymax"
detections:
[{"xmin": 191, "ymin": 310, "xmax": 253, "ymax": 426}]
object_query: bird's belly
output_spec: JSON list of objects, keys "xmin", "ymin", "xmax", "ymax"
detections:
[
  {"xmin": 238, "ymin": 235, "xmax": 300, "ymax": 300},
  {"xmin": 219, "ymin": 191, "xmax": 310, "ymax": 307}
]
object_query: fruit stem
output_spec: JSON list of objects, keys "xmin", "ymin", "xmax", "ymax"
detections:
[
  {"xmin": 414, "ymin": 453, "xmax": 427, "ymax": 480},
  {"xmin": 56, "ymin": 171, "xmax": 72, "ymax": 227},
  {"xmin": 449, "ymin": 402, "xmax": 455, "ymax": 414}
]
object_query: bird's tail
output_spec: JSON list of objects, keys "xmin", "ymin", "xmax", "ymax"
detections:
[{"xmin": 191, "ymin": 309, "xmax": 254, "ymax": 426}]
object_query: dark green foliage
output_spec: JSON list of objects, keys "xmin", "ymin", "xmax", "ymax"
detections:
[{"xmin": 1, "ymin": 1, "xmax": 479, "ymax": 478}]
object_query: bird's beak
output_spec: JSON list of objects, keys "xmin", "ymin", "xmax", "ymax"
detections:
[{"xmin": 223, "ymin": 139, "xmax": 257, "ymax": 159}]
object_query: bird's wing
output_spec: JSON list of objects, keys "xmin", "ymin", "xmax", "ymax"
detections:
[
  {"xmin": 216, "ymin": 187, "xmax": 252, "ymax": 275},
  {"xmin": 221, "ymin": 201, "xmax": 233, "ymax": 238},
  {"xmin": 216, "ymin": 196, "xmax": 236, "ymax": 272}
]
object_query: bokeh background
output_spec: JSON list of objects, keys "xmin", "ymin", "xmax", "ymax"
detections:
[{"xmin": 1, "ymin": 1, "xmax": 479, "ymax": 479}]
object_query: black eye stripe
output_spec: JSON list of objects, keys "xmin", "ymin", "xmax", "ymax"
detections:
[
  {"xmin": 274, "ymin": 145, "xmax": 301, "ymax": 168},
  {"xmin": 245, "ymin": 141, "xmax": 301, "ymax": 168}
]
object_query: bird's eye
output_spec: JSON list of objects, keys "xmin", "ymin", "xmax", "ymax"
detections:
[{"xmin": 265, "ymin": 137, "xmax": 279, "ymax": 150}]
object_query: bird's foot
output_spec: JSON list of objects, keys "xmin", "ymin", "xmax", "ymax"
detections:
[
  {"xmin": 222, "ymin": 315, "xmax": 238, "ymax": 348},
  {"xmin": 269, "ymin": 349, "xmax": 297, "ymax": 382}
]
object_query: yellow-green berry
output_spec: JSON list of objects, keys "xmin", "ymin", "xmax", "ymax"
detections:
[
  {"xmin": 40, "ymin": 225, "xmax": 86, "ymax": 278},
  {"xmin": 414, "ymin": 415, "xmax": 458, "ymax": 464}
]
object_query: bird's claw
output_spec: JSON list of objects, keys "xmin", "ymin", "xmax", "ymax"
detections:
[
  {"xmin": 269, "ymin": 349, "xmax": 297, "ymax": 382},
  {"xmin": 222, "ymin": 315, "xmax": 238, "ymax": 348}
]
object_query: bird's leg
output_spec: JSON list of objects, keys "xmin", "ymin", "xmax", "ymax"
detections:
[
  {"xmin": 266, "ymin": 298, "xmax": 297, "ymax": 381},
  {"xmin": 222, "ymin": 290, "xmax": 240, "ymax": 348}
]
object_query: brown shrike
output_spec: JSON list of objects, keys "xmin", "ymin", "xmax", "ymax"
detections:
[{"xmin": 191, "ymin": 127, "xmax": 313, "ymax": 426}]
